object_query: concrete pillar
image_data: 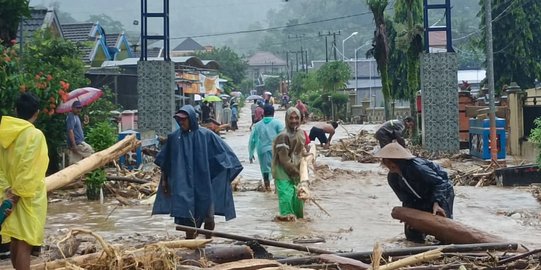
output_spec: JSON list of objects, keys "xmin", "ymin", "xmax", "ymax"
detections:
[
  {"xmin": 505, "ymin": 82, "xmax": 524, "ymax": 155},
  {"xmin": 420, "ymin": 52, "xmax": 459, "ymax": 153},
  {"xmin": 137, "ymin": 61, "xmax": 176, "ymax": 137}
]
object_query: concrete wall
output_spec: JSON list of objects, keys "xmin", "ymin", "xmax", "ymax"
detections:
[
  {"xmin": 507, "ymin": 85, "xmax": 541, "ymax": 162},
  {"xmin": 137, "ymin": 61, "xmax": 176, "ymax": 137}
]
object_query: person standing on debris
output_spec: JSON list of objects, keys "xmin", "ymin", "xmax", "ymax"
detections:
[
  {"xmin": 0, "ymin": 93, "xmax": 49, "ymax": 270},
  {"xmin": 201, "ymin": 101, "xmax": 211, "ymax": 123},
  {"xmin": 66, "ymin": 100, "xmax": 94, "ymax": 165},
  {"xmin": 374, "ymin": 142, "xmax": 454, "ymax": 243},
  {"xmin": 249, "ymin": 105, "xmax": 284, "ymax": 192},
  {"xmin": 231, "ymin": 102, "xmax": 239, "ymax": 131},
  {"xmin": 308, "ymin": 121, "xmax": 338, "ymax": 149},
  {"xmin": 295, "ymin": 100, "xmax": 309, "ymax": 123},
  {"xmin": 374, "ymin": 116, "xmax": 415, "ymax": 148},
  {"xmin": 153, "ymin": 105, "xmax": 243, "ymax": 239},
  {"xmin": 272, "ymin": 107, "xmax": 307, "ymax": 221}
]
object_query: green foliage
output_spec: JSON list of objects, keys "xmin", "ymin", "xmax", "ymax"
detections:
[
  {"xmin": 264, "ymin": 77, "xmax": 281, "ymax": 95},
  {"xmin": 86, "ymin": 121, "xmax": 117, "ymax": 152},
  {"xmin": 289, "ymin": 72, "xmax": 321, "ymax": 102},
  {"xmin": 478, "ymin": 0, "xmax": 541, "ymax": 91},
  {"xmin": 85, "ymin": 169, "xmax": 107, "ymax": 189},
  {"xmin": 529, "ymin": 117, "xmax": 541, "ymax": 166},
  {"xmin": 316, "ymin": 61, "xmax": 351, "ymax": 92},
  {"xmin": 84, "ymin": 86, "xmax": 120, "ymax": 130},
  {"xmin": 196, "ymin": 47, "xmax": 248, "ymax": 85},
  {"xmin": 239, "ymin": 78, "xmax": 253, "ymax": 94},
  {"xmin": 0, "ymin": 30, "xmax": 88, "ymax": 173},
  {"xmin": 0, "ymin": 0, "xmax": 30, "ymax": 46}
]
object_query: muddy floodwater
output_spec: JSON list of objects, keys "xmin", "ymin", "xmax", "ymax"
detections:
[{"xmin": 44, "ymin": 106, "xmax": 541, "ymax": 256}]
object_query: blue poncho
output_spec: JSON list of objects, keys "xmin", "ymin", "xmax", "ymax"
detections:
[{"xmin": 152, "ymin": 105, "xmax": 243, "ymax": 221}]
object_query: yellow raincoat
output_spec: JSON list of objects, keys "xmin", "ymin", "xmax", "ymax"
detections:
[{"xmin": 0, "ymin": 116, "xmax": 48, "ymax": 246}]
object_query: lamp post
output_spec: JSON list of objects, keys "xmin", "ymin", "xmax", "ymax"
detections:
[
  {"xmin": 354, "ymin": 41, "xmax": 371, "ymax": 92},
  {"xmin": 342, "ymin": 32, "xmax": 358, "ymax": 61}
]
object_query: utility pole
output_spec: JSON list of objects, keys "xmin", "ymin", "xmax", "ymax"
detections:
[
  {"xmin": 332, "ymin": 31, "xmax": 341, "ymax": 61},
  {"xmin": 485, "ymin": 0, "xmax": 498, "ymax": 162}
]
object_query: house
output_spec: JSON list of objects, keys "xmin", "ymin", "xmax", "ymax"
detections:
[
  {"xmin": 62, "ymin": 22, "xmax": 134, "ymax": 67},
  {"xmin": 247, "ymin": 52, "xmax": 287, "ymax": 79},
  {"xmin": 16, "ymin": 8, "xmax": 63, "ymax": 44},
  {"xmin": 171, "ymin": 37, "xmax": 209, "ymax": 57}
]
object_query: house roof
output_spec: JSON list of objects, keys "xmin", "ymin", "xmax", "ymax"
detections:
[
  {"xmin": 101, "ymin": 56, "xmax": 219, "ymax": 70},
  {"xmin": 62, "ymin": 23, "xmax": 95, "ymax": 42},
  {"xmin": 105, "ymin": 33, "xmax": 120, "ymax": 47},
  {"xmin": 173, "ymin": 37, "xmax": 205, "ymax": 51},
  {"xmin": 133, "ymin": 47, "xmax": 163, "ymax": 58},
  {"xmin": 17, "ymin": 8, "xmax": 63, "ymax": 43},
  {"xmin": 248, "ymin": 52, "xmax": 287, "ymax": 66}
]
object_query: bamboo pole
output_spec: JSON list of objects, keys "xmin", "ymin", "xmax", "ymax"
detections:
[
  {"xmin": 176, "ymin": 225, "xmax": 332, "ymax": 254},
  {"xmin": 377, "ymin": 248, "xmax": 442, "ymax": 270},
  {"xmin": 277, "ymin": 243, "xmax": 520, "ymax": 265},
  {"xmin": 46, "ymin": 134, "xmax": 140, "ymax": 192}
]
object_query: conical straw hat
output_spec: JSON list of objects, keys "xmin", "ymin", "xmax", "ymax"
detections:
[{"xmin": 373, "ymin": 142, "xmax": 415, "ymax": 160}]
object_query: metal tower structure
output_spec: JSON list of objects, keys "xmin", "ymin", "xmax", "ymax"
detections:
[
  {"xmin": 423, "ymin": 0, "xmax": 453, "ymax": 52},
  {"xmin": 140, "ymin": 0, "xmax": 170, "ymax": 60}
]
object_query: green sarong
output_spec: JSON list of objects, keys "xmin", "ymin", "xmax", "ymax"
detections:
[{"xmin": 275, "ymin": 179, "xmax": 304, "ymax": 218}]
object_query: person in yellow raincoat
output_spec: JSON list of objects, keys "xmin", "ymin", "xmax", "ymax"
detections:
[{"xmin": 0, "ymin": 93, "xmax": 48, "ymax": 270}]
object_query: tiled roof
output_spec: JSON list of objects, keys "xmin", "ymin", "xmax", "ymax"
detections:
[
  {"xmin": 248, "ymin": 52, "xmax": 287, "ymax": 66},
  {"xmin": 62, "ymin": 23, "xmax": 95, "ymax": 42},
  {"xmin": 133, "ymin": 47, "xmax": 163, "ymax": 58},
  {"xmin": 105, "ymin": 33, "xmax": 120, "ymax": 47},
  {"xmin": 16, "ymin": 8, "xmax": 61, "ymax": 43},
  {"xmin": 173, "ymin": 37, "xmax": 204, "ymax": 51}
]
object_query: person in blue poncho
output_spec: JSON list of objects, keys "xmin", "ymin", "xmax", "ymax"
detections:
[
  {"xmin": 249, "ymin": 105, "xmax": 284, "ymax": 192},
  {"xmin": 152, "ymin": 105, "xmax": 243, "ymax": 239}
]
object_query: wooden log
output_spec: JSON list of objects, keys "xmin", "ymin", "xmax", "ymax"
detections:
[
  {"xmin": 318, "ymin": 254, "xmax": 370, "ymax": 270},
  {"xmin": 176, "ymin": 225, "xmax": 333, "ymax": 254},
  {"xmin": 211, "ymin": 259, "xmax": 281, "ymax": 270},
  {"xmin": 182, "ymin": 245, "xmax": 254, "ymax": 264},
  {"xmin": 32, "ymin": 251, "xmax": 106, "ymax": 270},
  {"xmin": 391, "ymin": 207, "xmax": 504, "ymax": 244},
  {"xmin": 46, "ymin": 135, "xmax": 141, "ymax": 192},
  {"xmin": 277, "ymin": 243, "xmax": 520, "ymax": 265}
]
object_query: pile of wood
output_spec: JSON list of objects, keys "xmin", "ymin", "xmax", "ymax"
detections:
[
  {"xmin": 450, "ymin": 160, "xmax": 501, "ymax": 186},
  {"xmin": 323, "ymin": 130, "xmax": 380, "ymax": 163}
]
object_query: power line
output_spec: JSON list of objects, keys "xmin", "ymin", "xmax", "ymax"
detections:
[{"xmin": 171, "ymin": 10, "xmax": 376, "ymax": 40}]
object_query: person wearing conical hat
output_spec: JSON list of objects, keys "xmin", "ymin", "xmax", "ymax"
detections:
[{"xmin": 374, "ymin": 142, "xmax": 455, "ymax": 243}]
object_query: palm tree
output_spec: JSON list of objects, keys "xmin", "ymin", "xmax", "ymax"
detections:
[{"xmin": 366, "ymin": 0, "xmax": 392, "ymax": 120}]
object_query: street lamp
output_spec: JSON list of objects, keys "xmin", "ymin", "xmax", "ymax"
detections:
[
  {"xmin": 342, "ymin": 32, "xmax": 358, "ymax": 61},
  {"xmin": 354, "ymin": 41, "xmax": 371, "ymax": 92}
]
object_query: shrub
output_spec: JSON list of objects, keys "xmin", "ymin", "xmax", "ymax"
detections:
[
  {"xmin": 529, "ymin": 117, "xmax": 541, "ymax": 166},
  {"xmin": 86, "ymin": 121, "xmax": 117, "ymax": 152}
]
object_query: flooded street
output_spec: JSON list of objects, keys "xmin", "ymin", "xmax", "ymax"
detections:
[{"xmin": 43, "ymin": 105, "xmax": 541, "ymax": 255}]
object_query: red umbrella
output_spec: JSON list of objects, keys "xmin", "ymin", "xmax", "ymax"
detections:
[{"xmin": 56, "ymin": 87, "xmax": 103, "ymax": 113}]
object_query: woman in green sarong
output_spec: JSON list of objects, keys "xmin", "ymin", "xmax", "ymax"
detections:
[{"xmin": 271, "ymin": 107, "xmax": 306, "ymax": 221}]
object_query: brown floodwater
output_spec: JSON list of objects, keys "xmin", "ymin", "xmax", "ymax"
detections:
[{"xmin": 43, "ymin": 106, "xmax": 541, "ymax": 256}]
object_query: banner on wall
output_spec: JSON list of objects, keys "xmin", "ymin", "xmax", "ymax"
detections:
[
  {"xmin": 177, "ymin": 72, "xmax": 200, "ymax": 94},
  {"xmin": 200, "ymin": 74, "xmax": 221, "ymax": 95}
]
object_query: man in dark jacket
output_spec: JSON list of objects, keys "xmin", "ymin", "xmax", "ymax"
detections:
[
  {"xmin": 152, "ymin": 105, "xmax": 243, "ymax": 239},
  {"xmin": 374, "ymin": 142, "xmax": 455, "ymax": 243},
  {"xmin": 374, "ymin": 117, "xmax": 415, "ymax": 148}
]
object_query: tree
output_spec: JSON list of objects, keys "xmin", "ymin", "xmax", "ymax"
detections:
[
  {"xmin": 316, "ymin": 61, "xmax": 351, "ymax": 92},
  {"xmin": 87, "ymin": 14, "xmax": 124, "ymax": 34},
  {"xmin": 367, "ymin": 0, "xmax": 392, "ymax": 120},
  {"xmin": 393, "ymin": 0, "xmax": 423, "ymax": 117},
  {"xmin": 0, "ymin": 0, "xmax": 30, "ymax": 47},
  {"xmin": 196, "ymin": 47, "xmax": 248, "ymax": 85},
  {"xmin": 264, "ymin": 77, "xmax": 281, "ymax": 95},
  {"xmin": 479, "ymin": 0, "xmax": 541, "ymax": 91},
  {"xmin": 1, "ymin": 30, "xmax": 89, "ymax": 173}
]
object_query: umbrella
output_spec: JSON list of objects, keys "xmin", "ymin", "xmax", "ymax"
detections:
[
  {"xmin": 246, "ymin": 94, "xmax": 264, "ymax": 101},
  {"xmin": 194, "ymin": 94, "xmax": 202, "ymax": 101},
  {"xmin": 264, "ymin": 91, "xmax": 272, "ymax": 96},
  {"xmin": 56, "ymin": 87, "xmax": 103, "ymax": 113},
  {"xmin": 230, "ymin": 91, "xmax": 242, "ymax": 97},
  {"xmin": 203, "ymin": 95, "xmax": 222, "ymax": 102},
  {"xmin": 220, "ymin": 94, "xmax": 230, "ymax": 99}
]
